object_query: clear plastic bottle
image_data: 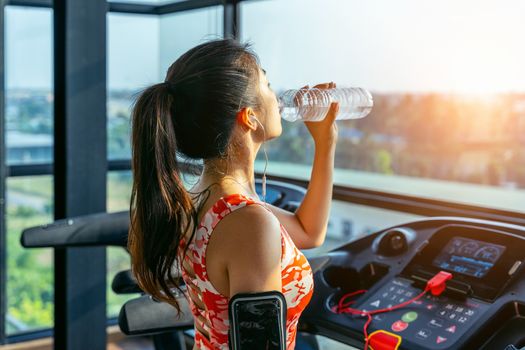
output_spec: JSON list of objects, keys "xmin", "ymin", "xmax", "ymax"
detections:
[{"xmin": 278, "ymin": 87, "xmax": 373, "ymax": 122}]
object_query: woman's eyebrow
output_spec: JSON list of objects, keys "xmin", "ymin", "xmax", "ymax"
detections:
[{"xmin": 262, "ymin": 68, "xmax": 267, "ymax": 75}]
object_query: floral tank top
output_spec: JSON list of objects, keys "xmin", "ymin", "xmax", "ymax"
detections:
[{"xmin": 179, "ymin": 193, "xmax": 314, "ymax": 350}]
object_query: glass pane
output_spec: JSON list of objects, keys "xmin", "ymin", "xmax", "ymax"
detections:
[
  {"xmin": 107, "ymin": 171, "xmax": 133, "ymax": 213},
  {"xmin": 5, "ymin": 6, "xmax": 53, "ymax": 165},
  {"xmin": 159, "ymin": 6, "xmax": 223, "ymax": 74},
  {"xmin": 303, "ymin": 200, "xmax": 422, "ymax": 258},
  {"xmin": 106, "ymin": 171, "xmax": 136, "ymax": 317},
  {"xmin": 107, "ymin": 247, "xmax": 136, "ymax": 318},
  {"xmin": 242, "ymin": 0, "xmax": 525, "ymax": 214},
  {"xmin": 6, "ymin": 176, "xmax": 54, "ymax": 335},
  {"xmin": 107, "ymin": 13, "xmax": 160, "ymax": 160}
]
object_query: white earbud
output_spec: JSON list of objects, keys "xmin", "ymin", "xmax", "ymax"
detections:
[{"xmin": 249, "ymin": 115, "xmax": 268, "ymax": 206}]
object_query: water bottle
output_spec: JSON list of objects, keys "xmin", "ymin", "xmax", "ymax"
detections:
[{"xmin": 278, "ymin": 87, "xmax": 373, "ymax": 122}]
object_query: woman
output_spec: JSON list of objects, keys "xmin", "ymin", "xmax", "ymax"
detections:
[{"xmin": 128, "ymin": 39, "xmax": 339, "ymax": 349}]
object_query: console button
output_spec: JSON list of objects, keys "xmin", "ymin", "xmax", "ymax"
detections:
[
  {"xmin": 458, "ymin": 316, "xmax": 468, "ymax": 324},
  {"xmin": 402, "ymin": 311, "xmax": 418, "ymax": 323},
  {"xmin": 436, "ymin": 336, "xmax": 448, "ymax": 344},
  {"xmin": 370, "ymin": 300, "xmax": 381, "ymax": 308},
  {"xmin": 373, "ymin": 314, "xmax": 384, "ymax": 321},
  {"xmin": 438, "ymin": 310, "xmax": 448, "ymax": 317},
  {"xmin": 391, "ymin": 320, "xmax": 409, "ymax": 332},
  {"xmin": 445, "ymin": 325, "xmax": 457, "ymax": 334},
  {"xmin": 426, "ymin": 304, "xmax": 437, "ymax": 311},
  {"xmin": 416, "ymin": 329, "xmax": 431, "ymax": 340},
  {"xmin": 429, "ymin": 318, "xmax": 444, "ymax": 328}
]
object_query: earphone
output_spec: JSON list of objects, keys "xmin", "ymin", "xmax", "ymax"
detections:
[{"xmin": 250, "ymin": 115, "xmax": 268, "ymax": 207}]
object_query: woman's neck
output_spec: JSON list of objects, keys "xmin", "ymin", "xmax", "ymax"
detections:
[{"xmin": 194, "ymin": 140, "xmax": 261, "ymax": 197}]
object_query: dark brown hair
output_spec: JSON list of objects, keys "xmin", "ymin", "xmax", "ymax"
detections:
[{"xmin": 128, "ymin": 39, "xmax": 262, "ymax": 312}]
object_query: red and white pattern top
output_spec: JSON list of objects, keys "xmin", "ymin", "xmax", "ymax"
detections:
[{"xmin": 179, "ymin": 193, "xmax": 314, "ymax": 350}]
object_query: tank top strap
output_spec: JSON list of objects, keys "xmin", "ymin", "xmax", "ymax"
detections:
[{"xmin": 199, "ymin": 193, "xmax": 271, "ymax": 241}]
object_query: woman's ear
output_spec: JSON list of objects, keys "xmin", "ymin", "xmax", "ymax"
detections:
[{"xmin": 236, "ymin": 107, "xmax": 257, "ymax": 131}]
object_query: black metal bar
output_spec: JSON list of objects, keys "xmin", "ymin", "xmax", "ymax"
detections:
[
  {"xmin": 7, "ymin": 163, "xmax": 54, "ymax": 177},
  {"xmin": 156, "ymin": 0, "xmax": 223, "ymax": 15},
  {"xmin": 223, "ymin": 0, "xmax": 239, "ymax": 39},
  {"xmin": 6, "ymin": 0, "xmax": 256, "ymax": 13},
  {"xmin": 3, "ymin": 328, "xmax": 53, "ymax": 345},
  {"xmin": 53, "ymin": 0, "xmax": 108, "ymax": 349},
  {"xmin": 6, "ymin": 0, "xmax": 52, "ymax": 8},
  {"xmin": 7, "ymin": 160, "xmax": 126, "ymax": 176},
  {"xmin": 108, "ymin": 159, "xmax": 131, "ymax": 172},
  {"xmin": 0, "ymin": 0, "xmax": 6, "ymax": 344},
  {"xmin": 107, "ymin": 2, "xmax": 158, "ymax": 15}
]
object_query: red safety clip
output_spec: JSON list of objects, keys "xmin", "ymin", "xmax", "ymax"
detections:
[{"xmin": 426, "ymin": 271, "xmax": 453, "ymax": 296}]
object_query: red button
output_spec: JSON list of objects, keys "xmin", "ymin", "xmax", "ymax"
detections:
[
  {"xmin": 437, "ymin": 336, "xmax": 447, "ymax": 344},
  {"xmin": 391, "ymin": 320, "xmax": 409, "ymax": 332}
]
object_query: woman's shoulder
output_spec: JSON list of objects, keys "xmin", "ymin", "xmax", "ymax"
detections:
[
  {"xmin": 213, "ymin": 195, "xmax": 283, "ymax": 294},
  {"xmin": 212, "ymin": 194, "xmax": 282, "ymax": 243}
]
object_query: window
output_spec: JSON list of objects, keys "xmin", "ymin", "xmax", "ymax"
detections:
[
  {"xmin": 107, "ymin": 171, "xmax": 134, "ymax": 317},
  {"xmin": 6, "ymin": 176, "xmax": 54, "ymax": 335},
  {"xmin": 159, "ymin": 6, "xmax": 223, "ymax": 74},
  {"xmin": 5, "ymin": 6, "xmax": 54, "ymax": 335},
  {"xmin": 5, "ymin": 6, "xmax": 53, "ymax": 165},
  {"xmin": 107, "ymin": 13, "xmax": 160, "ymax": 160},
  {"xmin": 242, "ymin": 0, "xmax": 525, "ymax": 214},
  {"xmin": 303, "ymin": 200, "xmax": 422, "ymax": 258}
]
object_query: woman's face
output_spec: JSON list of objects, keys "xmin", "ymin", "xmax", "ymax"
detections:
[{"xmin": 255, "ymin": 67, "xmax": 282, "ymax": 140}]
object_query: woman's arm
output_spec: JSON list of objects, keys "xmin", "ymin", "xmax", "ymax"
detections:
[
  {"xmin": 267, "ymin": 85, "xmax": 339, "ymax": 250},
  {"xmin": 223, "ymin": 205, "xmax": 283, "ymax": 296}
]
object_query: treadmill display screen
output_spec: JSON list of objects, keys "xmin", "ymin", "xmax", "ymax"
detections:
[{"xmin": 433, "ymin": 237, "xmax": 506, "ymax": 278}]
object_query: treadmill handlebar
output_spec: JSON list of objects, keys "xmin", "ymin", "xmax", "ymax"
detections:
[
  {"xmin": 119, "ymin": 291, "xmax": 193, "ymax": 335},
  {"xmin": 21, "ymin": 211, "xmax": 130, "ymax": 248}
]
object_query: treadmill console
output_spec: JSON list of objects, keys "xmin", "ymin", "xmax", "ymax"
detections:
[
  {"xmin": 300, "ymin": 218, "xmax": 525, "ymax": 350},
  {"xmin": 403, "ymin": 225, "xmax": 524, "ymax": 301}
]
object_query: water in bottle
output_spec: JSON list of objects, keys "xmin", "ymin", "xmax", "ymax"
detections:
[{"xmin": 278, "ymin": 87, "xmax": 373, "ymax": 122}]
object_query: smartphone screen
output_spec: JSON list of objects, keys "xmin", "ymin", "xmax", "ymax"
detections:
[{"xmin": 229, "ymin": 292, "xmax": 286, "ymax": 350}]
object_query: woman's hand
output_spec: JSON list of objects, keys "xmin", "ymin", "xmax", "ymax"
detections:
[{"xmin": 302, "ymin": 82, "xmax": 340, "ymax": 149}]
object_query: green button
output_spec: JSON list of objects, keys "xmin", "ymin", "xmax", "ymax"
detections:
[{"xmin": 402, "ymin": 311, "xmax": 418, "ymax": 323}]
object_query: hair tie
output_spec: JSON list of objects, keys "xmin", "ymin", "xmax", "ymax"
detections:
[{"xmin": 163, "ymin": 81, "xmax": 179, "ymax": 95}]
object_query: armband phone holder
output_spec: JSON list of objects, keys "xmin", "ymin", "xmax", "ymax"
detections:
[{"xmin": 228, "ymin": 291, "xmax": 287, "ymax": 350}]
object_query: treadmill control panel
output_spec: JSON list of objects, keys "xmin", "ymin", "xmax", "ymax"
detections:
[
  {"xmin": 301, "ymin": 219, "xmax": 525, "ymax": 350},
  {"xmin": 356, "ymin": 277, "xmax": 488, "ymax": 348}
]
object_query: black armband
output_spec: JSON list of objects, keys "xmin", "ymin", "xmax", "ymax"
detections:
[{"xmin": 228, "ymin": 291, "xmax": 287, "ymax": 350}]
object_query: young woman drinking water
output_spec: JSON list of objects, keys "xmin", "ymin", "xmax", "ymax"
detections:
[{"xmin": 128, "ymin": 39, "xmax": 339, "ymax": 350}]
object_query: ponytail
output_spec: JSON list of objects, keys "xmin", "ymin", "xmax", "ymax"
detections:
[
  {"xmin": 128, "ymin": 83, "xmax": 196, "ymax": 312},
  {"xmin": 127, "ymin": 39, "xmax": 263, "ymax": 313}
]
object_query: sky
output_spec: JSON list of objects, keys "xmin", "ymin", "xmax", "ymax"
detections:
[{"xmin": 6, "ymin": 0, "xmax": 525, "ymax": 93}]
